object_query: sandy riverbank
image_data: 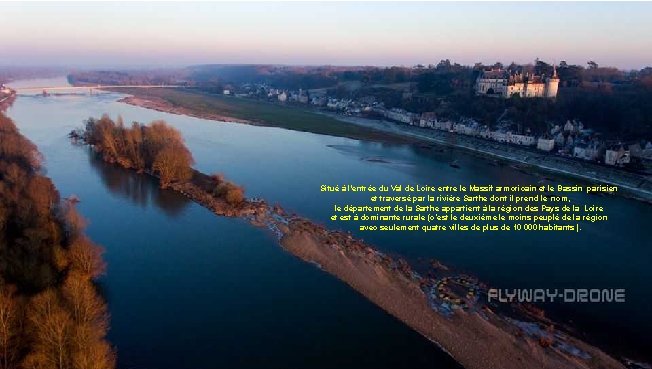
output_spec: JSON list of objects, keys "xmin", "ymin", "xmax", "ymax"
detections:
[
  {"xmin": 118, "ymin": 95, "xmax": 255, "ymax": 125},
  {"xmin": 165, "ymin": 167, "xmax": 627, "ymax": 369},
  {"xmin": 280, "ymin": 220, "xmax": 625, "ymax": 369}
]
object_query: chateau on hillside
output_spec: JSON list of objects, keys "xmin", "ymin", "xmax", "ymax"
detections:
[{"xmin": 475, "ymin": 66, "xmax": 559, "ymax": 98}]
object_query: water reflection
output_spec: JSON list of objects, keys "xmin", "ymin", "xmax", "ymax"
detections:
[
  {"xmin": 7, "ymin": 77, "xmax": 651, "ymax": 364},
  {"xmin": 86, "ymin": 147, "xmax": 190, "ymax": 218}
]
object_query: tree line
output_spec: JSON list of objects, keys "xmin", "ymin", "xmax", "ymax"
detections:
[
  {"xmin": 413, "ymin": 60, "xmax": 652, "ymax": 138},
  {"xmin": 69, "ymin": 59, "xmax": 652, "ymax": 139},
  {"xmin": 81, "ymin": 115, "xmax": 194, "ymax": 187},
  {"xmin": 0, "ymin": 112, "xmax": 114, "ymax": 369},
  {"xmin": 330, "ymin": 60, "xmax": 652, "ymax": 138},
  {"xmin": 80, "ymin": 116, "xmax": 244, "ymax": 205}
]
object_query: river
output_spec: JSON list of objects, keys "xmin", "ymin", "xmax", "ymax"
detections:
[{"xmin": 6, "ymin": 77, "xmax": 652, "ymax": 366}]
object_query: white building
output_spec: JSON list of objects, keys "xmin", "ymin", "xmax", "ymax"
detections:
[
  {"xmin": 419, "ymin": 119, "xmax": 434, "ymax": 128},
  {"xmin": 475, "ymin": 69, "xmax": 509, "ymax": 96},
  {"xmin": 507, "ymin": 133, "xmax": 536, "ymax": 146},
  {"xmin": 452, "ymin": 123, "xmax": 467, "ymax": 134},
  {"xmin": 537, "ymin": 138, "xmax": 555, "ymax": 152},
  {"xmin": 384, "ymin": 108, "xmax": 414, "ymax": 124},
  {"xmin": 475, "ymin": 66, "xmax": 559, "ymax": 99},
  {"xmin": 434, "ymin": 120, "xmax": 453, "ymax": 131},
  {"xmin": 278, "ymin": 92, "xmax": 288, "ymax": 102},
  {"xmin": 419, "ymin": 112, "xmax": 437, "ymax": 128},
  {"xmin": 490, "ymin": 131, "xmax": 508, "ymax": 143},
  {"xmin": 453, "ymin": 123, "xmax": 479, "ymax": 136},
  {"xmin": 605, "ymin": 147, "xmax": 630, "ymax": 166}
]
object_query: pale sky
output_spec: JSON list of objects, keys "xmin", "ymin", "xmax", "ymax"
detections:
[{"xmin": 1, "ymin": 2, "xmax": 651, "ymax": 69}]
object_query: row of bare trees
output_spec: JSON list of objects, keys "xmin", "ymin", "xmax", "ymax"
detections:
[
  {"xmin": 82, "ymin": 115, "xmax": 194, "ymax": 187},
  {"xmin": 209, "ymin": 174, "xmax": 245, "ymax": 206},
  {"xmin": 81, "ymin": 116, "xmax": 245, "ymax": 206},
  {"xmin": 1, "ymin": 113, "xmax": 114, "ymax": 369}
]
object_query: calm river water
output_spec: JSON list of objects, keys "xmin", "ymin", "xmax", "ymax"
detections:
[{"xmin": 6, "ymin": 77, "xmax": 651, "ymax": 366}]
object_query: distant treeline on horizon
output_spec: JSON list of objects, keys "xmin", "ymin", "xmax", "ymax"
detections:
[{"xmin": 65, "ymin": 60, "xmax": 652, "ymax": 140}]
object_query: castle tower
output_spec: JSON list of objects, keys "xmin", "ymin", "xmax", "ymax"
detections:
[{"xmin": 545, "ymin": 65, "xmax": 560, "ymax": 98}]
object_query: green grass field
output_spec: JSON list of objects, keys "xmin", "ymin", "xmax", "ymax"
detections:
[{"xmin": 117, "ymin": 88, "xmax": 410, "ymax": 142}]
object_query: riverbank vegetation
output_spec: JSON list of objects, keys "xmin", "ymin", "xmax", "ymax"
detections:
[
  {"xmin": 82, "ymin": 115, "xmax": 194, "ymax": 187},
  {"xmin": 78, "ymin": 116, "xmax": 246, "ymax": 206},
  {"xmin": 0, "ymin": 112, "xmax": 114, "ymax": 369}
]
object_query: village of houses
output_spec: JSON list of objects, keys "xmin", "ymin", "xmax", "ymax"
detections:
[{"xmin": 225, "ymin": 75, "xmax": 652, "ymax": 169}]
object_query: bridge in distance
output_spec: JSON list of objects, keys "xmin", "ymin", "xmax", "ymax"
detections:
[{"xmin": 12, "ymin": 85, "xmax": 188, "ymax": 93}]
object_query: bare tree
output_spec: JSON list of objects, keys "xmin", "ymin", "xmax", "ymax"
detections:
[{"xmin": 0, "ymin": 286, "xmax": 18, "ymax": 369}]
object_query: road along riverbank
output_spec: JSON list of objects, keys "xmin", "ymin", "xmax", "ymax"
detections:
[{"xmin": 321, "ymin": 112, "xmax": 652, "ymax": 203}]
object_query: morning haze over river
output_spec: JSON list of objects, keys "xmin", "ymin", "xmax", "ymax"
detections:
[{"xmin": 5, "ymin": 77, "xmax": 651, "ymax": 368}]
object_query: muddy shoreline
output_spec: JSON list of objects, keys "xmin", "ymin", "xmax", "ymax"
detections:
[{"xmin": 117, "ymin": 96, "xmax": 255, "ymax": 125}]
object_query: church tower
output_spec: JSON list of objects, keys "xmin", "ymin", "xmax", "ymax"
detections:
[{"xmin": 545, "ymin": 65, "xmax": 560, "ymax": 98}]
